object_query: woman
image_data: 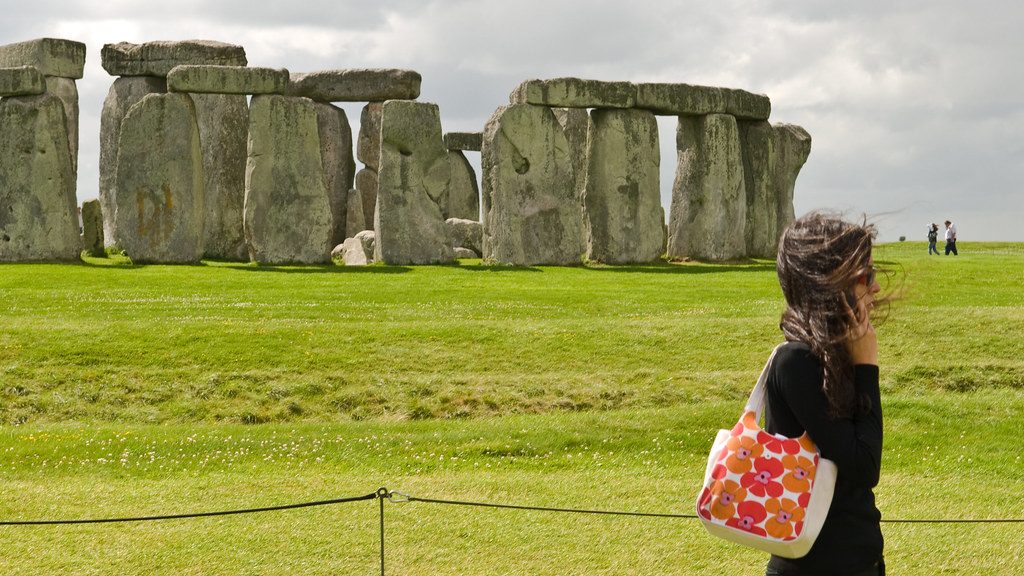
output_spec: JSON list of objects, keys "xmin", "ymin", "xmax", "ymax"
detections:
[
  {"xmin": 927, "ymin": 223, "xmax": 940, "ymax": 255},
  {"xmin": 765, "ymin": 212, "xmax": 885, "ymax": 575}
]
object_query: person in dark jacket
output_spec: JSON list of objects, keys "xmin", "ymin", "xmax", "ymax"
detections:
[
  {"xmin": 765, "ymin": 212, "xmax": 886, "ymax": 576},
  {"xmin": 927, "ymin": 223, "xmax": 940, "ymax": 255}
]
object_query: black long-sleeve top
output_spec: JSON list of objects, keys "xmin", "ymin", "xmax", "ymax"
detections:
[{"xmin": 764, "ymin": 341, "xmax": 884, "ymax": 575}]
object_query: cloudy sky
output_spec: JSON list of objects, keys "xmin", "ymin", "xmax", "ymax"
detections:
[{"xmin": 4, "ymin": 0, "xmax": 1022, "ymax": 241}]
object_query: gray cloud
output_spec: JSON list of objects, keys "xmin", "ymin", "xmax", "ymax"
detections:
[{"xmin": 3, "ymin": 0, "xmax": 1021, "ymax": 240}]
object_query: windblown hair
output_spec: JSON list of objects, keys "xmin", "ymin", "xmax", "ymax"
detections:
[{"xmin": 776, "ymin": 212, "xmax": 879, "ymax": 418}]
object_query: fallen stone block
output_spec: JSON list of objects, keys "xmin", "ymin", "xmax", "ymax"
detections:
[
  {"xmin": 167, "ymin": 65, "xmax": 289, "ymax": 95},
  {"xmin": 0, "ymin": 38, "xmax": 86, "ymax": 79},
  {"xmin": 114, "ymin": 93, "xmax": 205, "ymax": 263},
  {"xmin": 0, "ymin": 94, "xmax": 80, "ymax": 261},
  {"xmin": 443, "ymin": 131, "xmax": 483, "ymax": 151},
  {"xmin": 288, "ymin": 69, "xmax": 421, "ymax": 102},
  {"xmin": 374, "ymin": 100, "xmax": 453, "ymax": 265},
  {"xmin": 510, "ymin": 77, "xmax": 636, "ymax": 109},
  {"xmin": 454, "ymin": 246, "xmax": 478, "ymax": 259},
  {"xmin": 445, "ymin": 217, "xmax": 482, "ymax": 254},
  {"xmin": 244, "ymin": 95, "xmax": 333, "ymax": 264},
  {"xmin": 335, "ymin": 230, "xmax": 375, "ymax": 265},
  {"xmin": 102, "ymin": 40, "xmax": 247, "ymax": 78},
  {"xmin": 0, "ymin": 66, "xmax": 45, "ymax": 97}
]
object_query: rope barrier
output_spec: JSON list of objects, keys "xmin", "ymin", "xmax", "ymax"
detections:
[{"xmin": 388, "ymin": 491, "xmax": 699, "ymax": 519}]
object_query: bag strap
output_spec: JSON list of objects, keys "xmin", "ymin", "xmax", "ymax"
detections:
[{"xmin": 743, "ymin": 344, "xmax": 786, "ymax": 423}]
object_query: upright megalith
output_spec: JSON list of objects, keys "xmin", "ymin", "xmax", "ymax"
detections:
[
  {"xmin": 114, "ymin": 93, "xmax": 205, "ymax": 263},
  {"xmin": 481, "ymin": 104, "xmax": 585, "ymax": 265},
  {"xmin": 287, "ymin": 69, "xmax": 421, "ymax": 102},
  {"xmin": 772, "ymin": 124, "xmax": 812, "ymax": 237},
  {"xmin": 190, "ymin": 93, "xmax": 248, "ymax": 260},
  {"xmin": 0, "ymin": 94, "xmax": 79, "ymax": 261},
  {"xmin": 583, "ymin": 108, "xmax": 663, "ymax": 264},
  {"xmin": 81, "ymin": 199, "xmax": 104, "ymax": 257},
  {"xmin": 345, "ymin": 187, "xmax": 366, "ymax": 235},
  {"xmin": 314, "ymin": 102, "xmax": 356, "ymax": 247},
  {"xmin": 668, "ymin": 113, "xmax": 747, "ymax": 261},
  {"xmin": 101, "ymin": 40, "xmax": 247, "ymax": 77},
  {"xmin": 738, "ymin": 121, "xmax": 777, "ymax": 258},
  {"xmin": 355, "ymin": 168, "xmax": 378, "ymax": 232},
  {"xmin": 553, "ymin": 107, "xmax": 591, "ymax": 201},
  {"xmin": 511, "ymin": 78, "xmax": 636, "ymax": 109},
  {"xmin": 446, "ymin": 150, "xmax": 480, "ymax": 221},
  {"xmin": 355, "ymin": 102, "xmax": 383, "ymax": 229},
  {"xmin": 99, "ymin": 76, "xmax": 167, "ymax": 246},
  {"xmin": 244, "ymin": 95, "xmax": 332, "ymax": 264},
  {"xmin": 374, "ymin": 100, "xmax": 453, "ymax": 265},
  {"xmin": 43, "ymin": 76, "xmax": 79, "ymax": 174}
]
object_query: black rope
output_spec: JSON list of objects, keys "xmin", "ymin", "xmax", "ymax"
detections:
[
  {"xmin": 881, "ymin": 518, "xmax": 1024, "ymax": 524},
  {"xmin": 393, "ymin": 492, "xmax": 698, "ymax": 519},
  {"xmin": 0, "ymin": 492, "xmax": 379, "ymax": 526}
]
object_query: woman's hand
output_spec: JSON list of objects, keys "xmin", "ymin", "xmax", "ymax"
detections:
[{"xmin": 842, "ymin": 292, "xmax": 878, "ymax": 366}]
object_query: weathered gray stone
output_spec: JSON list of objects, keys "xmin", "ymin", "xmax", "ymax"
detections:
[
  {"xmin": 168, "ymin": 65, "xmax": 289, "ymax": 95},
  {"xmin": 0, "ymin": 66, "xmax": 45, "ymax": 97},
  {"xmin": 314, "ymin": 102, "xmax": 356, "ymax": 247},
  {"xmin": 345, "ymin": 187, "xmax": 367, "ymax": 235},
  {"xmin": 0, "ymin": 94, "xmax": 79, "ymax": 261},
  {"xmin": 453, "ymin": 246, "xmax": 478, "ymax": 259},
  {"xmin": 191, "ymin": 93, "xmax": 248, "ymax": 260},
  {"xmin": 553, "ymin": 107, "xmax": 591, "ymax": 202},
  {"xmin": 374, "ymin": 100, "xmax": 453, "ymax": 265},
  {"xmin": 102, "ymin": 40, "xmax": 247, "ymax": 78},
  {"xmin": 244, "ymin": 95, "xmax": 332, "ymax": 264},
  {"xmin": 635, "ymin": 83, "xmax": 771, "ymax": 120},
  {"xmin": 99, "ymin": 76, "xmax": 167, "ymax": 246},
  {"xmin": 511, "ymin": 78, "xmax": 635, "ymax": 109},
  {"xmin": 336, "ymin": 229, "xmax": 375, "ymax": 265},
  {"xmin": 481, "ymin": 104, "xmax": 585, "ymax": 265},
  {"xmin": 443, "ymin": 131, "xmax": 483, "ymax": 151},
  {"xmin": 583, "ymin": 109, "xmax": 663, "ymax": 264},
  {"xmin": 355, "ymin": 168, "xmax": 378, "ymax": 233},
  {"xmin": 667, "ymin": 113, "xmax": 746, "ymax": 261},
  {"xmin": 0, "ymin": 38, "xmax": 85, "ymax": 79},
  {"xmin": 81, "ymin": 199, "xmax": 104, "ymax": 257},
  {"xmin": 738, "ymin": 121, "xmax": 777, "ymax": 258},
  {"xmin": 446, "ymin": 150, "xmax": 480, "ymax": 221},
  {"xmin": 357, "ymin": 102, "xmax": 383, "ymax": 171},
  {"xmin": 44, "ymin": 76, "xmax": 78, "ymax": 175},
  {"xmin": 114, "ymin": 93, "xmax": 205, "ymax": 263},
  {"xmin": 287, "ymin": 69, "xmax": 421, "ymax": 102},
  {"xmin": 773, "ymin": 123, "xmax": 812, "ymax": 239},
  {"xmin": 445, "ymin": 217, "xmax": 482, "ymax": 254}
]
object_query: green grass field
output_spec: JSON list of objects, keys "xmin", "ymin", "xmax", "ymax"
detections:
[{"xmin": 1, "ymin": 242, "xmax": 1022, "ymax": 574}]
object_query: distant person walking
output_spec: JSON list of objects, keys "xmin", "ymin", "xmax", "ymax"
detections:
[
  {"xmin": 944, "ymin": 220, "xmax": 958, "ymax": 256},
  {"xmin": 927, "ymin": 223, "xmax": 940, "ymax": 255}
]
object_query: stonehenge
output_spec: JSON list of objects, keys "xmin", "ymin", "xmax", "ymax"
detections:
[{"xmin": 2, "ymin": 36, "xmax": 812, "ymax": 267}]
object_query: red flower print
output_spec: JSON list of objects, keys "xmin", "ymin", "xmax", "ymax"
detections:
[
  {"xmin": 757, "ymin": 431, "xmax": 801, "ymax": 455},
  {"xmin": 726, "ymin": 501, "xmax": 767, "ymax": 536},
  {"xmin": 740, "ymin": 457, "xmax": 785, "ymax": 498}
]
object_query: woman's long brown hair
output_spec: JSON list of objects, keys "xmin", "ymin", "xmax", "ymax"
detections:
[{"xmin": 776, "ymin": 212, "xmax": 879, "ymax": 418}]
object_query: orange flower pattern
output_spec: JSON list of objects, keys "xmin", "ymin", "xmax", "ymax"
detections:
[{"xmin": 697, "ymin": 413, "xmax": 822, "ymax": 542}]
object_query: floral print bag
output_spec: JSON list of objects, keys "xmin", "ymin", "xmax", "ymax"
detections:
[{"xmin": 695, "ymin": 345, "xmax": 837, "ymax": 559}]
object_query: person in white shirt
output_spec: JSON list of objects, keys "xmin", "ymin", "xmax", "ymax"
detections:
[{"xmin": 944, "ymin": 220, "xmax": 958, "ymax": 256}]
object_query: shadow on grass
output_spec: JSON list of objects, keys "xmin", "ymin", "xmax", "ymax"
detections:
[
  {"xmin": 580, "ymin": 259, "xmax": 776, "ymax": 274},
  {"xmin": 220, "ymin": 263, "xmax": 413, "ymax": 274}
]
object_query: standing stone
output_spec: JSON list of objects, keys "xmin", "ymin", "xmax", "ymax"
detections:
[
  {"xmin": 481, "ymin": 104, "xmax": 585, "ymax": 265},
  {"xmin": 81, "ymin": 199, "xmax": 104, "ymax": 257},
  {"xmin": 314, "ymin": 102, "xmax": 356, "ymax": 247},
  {"xmin": 553, "ymin": 107, "xmax": 591, "ymax": 202},
  {"xmin": 773, "ymin": 124, "xmax": 812, "ymax": 238},
  {"xmin": 0, "ymin": 94, "xmax": 79, "ymax": 261},
  {"xmin": 114, "ymin": 93, "xmax": 205, "ymax": 263},
  {"xmin": 244, "ymin": 95, "xmax": 332, "ymax": 264},
  {"xmin": 583, "ymin": 108, "xmax": 663, "ymax": 264},
  {"xmin": 355, "ymin": 168, "xmax": 378, "ymax": 233},
  {"xmin": 0, "ymin": 38, "xmax": 86, "ymax": 79},
  {"xmin": 190, "ymin": 93, "xmax": 248, "ymax": 260},
  {"xmin": 668, "ymin": 114, "xmax": 746, "ymax": 261},
  {"xmin": 374, "ymin": 100, "xmax": 453, "ymax": 265},
  {"xmin": 43, "ymin": 76, "xmax": 79, "ymax": 175},
  {"xmin": 101, "ymin": 41, "xmax": 247, "ymax": 77},
  {"xmin": 738, "ymin": 121, "xmax": 777, "ymax": 258},
  {"xmin": 345, "ymin": 187, "xmax": 366, "ymax": 234},
  {"xmin": 445, "ymin": 218, "xmax": 483, "ymax": 254},
  {"xmin": 357, "ymin": 102, "xmax": 383, "ymax": 171},
  {"xmin": 446, "ymin": 150, "xmax": 480, "ymax": 221},
  {"xmin": 99, "ymin": 76, "xmax": 167, "ymax": 245}
]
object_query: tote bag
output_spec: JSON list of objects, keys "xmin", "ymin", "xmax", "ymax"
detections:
[{"xmin": 695, "ymin": 345, "xmax": 837, "ymax": 559}]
